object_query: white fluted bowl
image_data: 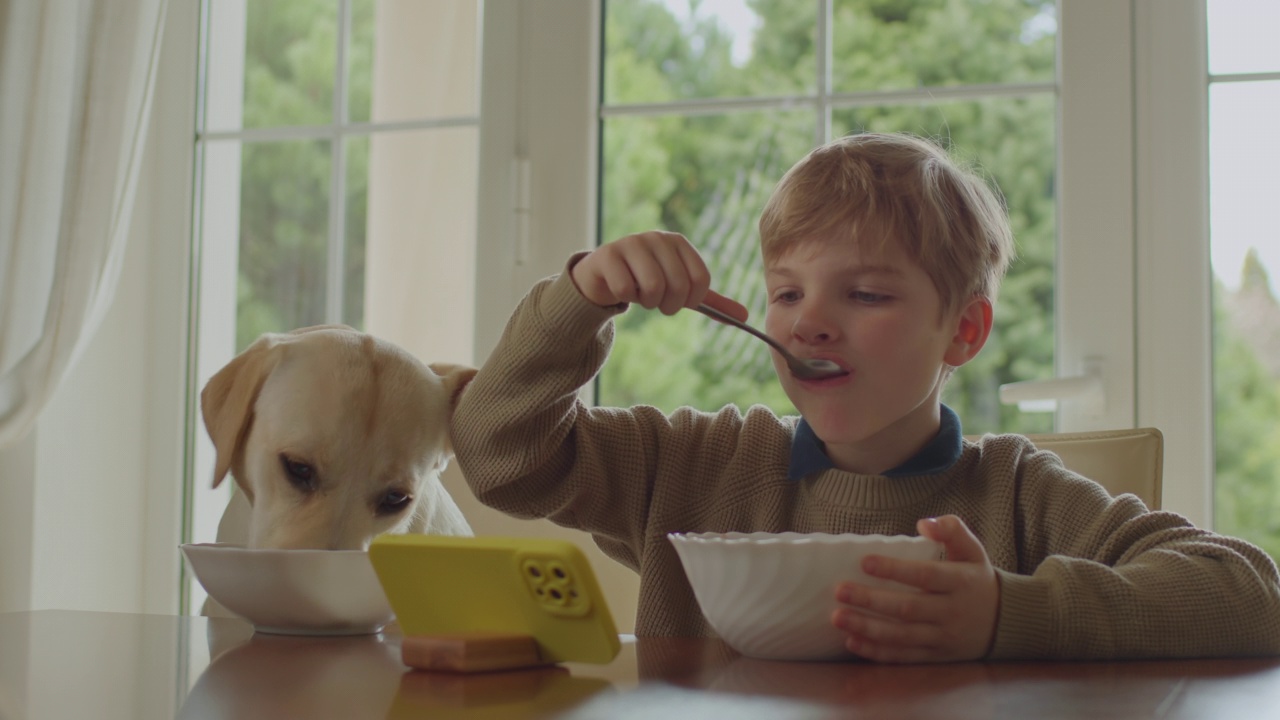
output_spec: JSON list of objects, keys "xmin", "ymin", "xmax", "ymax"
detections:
[
  {"xmin": 181, "ymin": 543, "xmax": 394, "ymax": 636},
  {"xmin": 668, "ymin": 531, "xmax": 943, "ymax": 661}
]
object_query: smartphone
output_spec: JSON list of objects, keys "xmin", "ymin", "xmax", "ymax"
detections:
[{"xmin": 368, "ymin": 535, "xmax": 622, "ymax": 665}]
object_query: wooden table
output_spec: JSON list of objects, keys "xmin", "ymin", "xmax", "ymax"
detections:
[{"xmin": 3, "ymin": 610, "xmax": 1279, "ymax": 719}]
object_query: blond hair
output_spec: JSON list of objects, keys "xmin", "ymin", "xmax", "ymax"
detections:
[{"xmin": 758, "ymin": 133, "xmax": 1014, "ymax": 314}]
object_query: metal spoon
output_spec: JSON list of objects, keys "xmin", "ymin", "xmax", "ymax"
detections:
[{"xmin": 694, "ymin": 303, "xmax": 849, "ymax": 380}]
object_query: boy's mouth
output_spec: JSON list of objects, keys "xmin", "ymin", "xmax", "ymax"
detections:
[
  {"xmin": 795, "ymin": 355, "xmax": 852, "ymax": 384},
  {"xmin": 797, "ymin": 370, "xmax": 853, "ymax": 386}
]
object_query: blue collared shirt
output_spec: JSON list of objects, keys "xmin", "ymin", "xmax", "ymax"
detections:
[{"xmin": 787, "ymin": 405, "xmax": 963, "ymax": 480}]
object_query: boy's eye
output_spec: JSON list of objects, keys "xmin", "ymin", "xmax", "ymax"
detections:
[
  {"xmin": 852, "ymin": 291, "xmax": 890, "ymax": 304},
  {"xmin": 772, "ymin": 290, "xmax": 801, "ymax": 303}
]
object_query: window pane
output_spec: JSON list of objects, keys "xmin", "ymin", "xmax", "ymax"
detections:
[
  {"xmin": 1207, "ymin": 0, "xmax": 1280, "ymax": 75},
  {"xmin": 236, "ymin": 0, "xmax": 338, "ymax": 130},
  {"xmin": 599, "ymin": 110, "xmax": 815, "ymax": 413},
  {"xmin": 602, "ymin": 0, "xmax": 816, "ymax": 105},
  {"xmin": 237, "ymin": 139, "xmax": 331, "ymax": 350},
  {"xmin": 1210, "ymin": 79, "xmax": 1280, "ymax": 555},
  {"xmin": 831, "ymin": 0, "xmax": 1056, "ymax": 93},
  {"xmin": 831, "ymin": 95, "xmax": 1056, "ymax": 435},
  {"xmin": 349, "ymin": 0, "xmax": 479, "ymax": 123}
]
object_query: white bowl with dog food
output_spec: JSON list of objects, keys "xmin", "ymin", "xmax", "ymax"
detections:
[
  {"xmin": 668, "ymin": 531, "xmax": 943, "ymax": 661},
  {"xmin": 181, "ymin": 543, "xmax": 395, "ymax": 636}
]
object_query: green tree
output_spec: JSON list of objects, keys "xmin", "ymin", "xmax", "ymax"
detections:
[{"xmin": 1214, "ymin": 261, "xmax": 1280, "ymax": 557}]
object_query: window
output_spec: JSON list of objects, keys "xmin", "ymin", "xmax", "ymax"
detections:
[
  {"xmin": 190, "ymin": 0, "xmax": 480, "ymax": 609},
  {"xmin": 1206, "ymin": 0, "xmax": 1280, "ymax": 556},
  {"xmin": 196, "ymin": 0, "xmax": 479, "ymax": 350},
  {"xmin": 597, "ymin": 0, "xmax": 1058, "ymax": 434}
]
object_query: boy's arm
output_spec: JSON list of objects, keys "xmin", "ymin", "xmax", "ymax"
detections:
[
  {"xmin": 992, "ymin": 458, "xmax": 1280, "ymax": 660},
  {"xmin": 450, "ymin": 262, "xmax": 686, "ymax": 565}
]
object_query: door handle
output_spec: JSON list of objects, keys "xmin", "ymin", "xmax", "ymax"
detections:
[{"xmin": 998, "ymin": 356, "xmax": 1105, "ymax": 416}]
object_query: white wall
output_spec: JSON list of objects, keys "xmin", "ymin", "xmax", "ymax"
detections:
[
  {"xmin": 0, "ymin": 0, "xmax": 196, "ymax": 615},
  {"xmin": 26, "ymin": 215, "xmax": 152, "ymax": 611},
  {"xmin": 0, "ymin": 428, "xmax": 35, "ymax": 610},
  {"xmin": 0, "ymin": 185, "xmax": 156, "ymax": 613}
]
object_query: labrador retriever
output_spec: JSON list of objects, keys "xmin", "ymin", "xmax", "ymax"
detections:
[{"xmin": 199, "ymin": 325, "xmax": 475, "ymax": 615}]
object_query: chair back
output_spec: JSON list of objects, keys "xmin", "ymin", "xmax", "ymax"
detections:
[{"xmin": 968, "ymin": 427, "xmax": 1164, "ymax": 509}]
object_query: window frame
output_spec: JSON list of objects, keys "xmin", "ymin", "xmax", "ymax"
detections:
[{"xmin": 1134, "ymin": 0, "xmax": 1213, "ymax": 525}]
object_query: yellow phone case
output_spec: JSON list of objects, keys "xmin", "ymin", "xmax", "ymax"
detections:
[{"xmin": 369, "ymin": 535, "xmax": 622, "ymax": 665}]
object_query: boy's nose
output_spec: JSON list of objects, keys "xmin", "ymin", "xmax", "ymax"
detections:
[{"xmin": 792, "ymin": 306, "xmax": 839, "ymax": 343}]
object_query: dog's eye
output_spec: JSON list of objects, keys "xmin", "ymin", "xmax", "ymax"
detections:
[
  {"xmin": 377, "ymin": 491, "xmax": 411, "ymax": 515},
  {"xmin": 279, "ymin": 455, "xmax": 317, "ymax": 491}
]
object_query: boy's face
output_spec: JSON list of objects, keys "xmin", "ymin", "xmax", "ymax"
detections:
[{"xmin": 764, "ymin": 236, "xmax": 987, "ymax": 474}]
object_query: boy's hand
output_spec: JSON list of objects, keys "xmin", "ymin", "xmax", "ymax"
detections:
[
  {"xmin": 571, "ymin": 231, "xmax": 747, "ymax": 320},
  {"xmin": 831, "ymin": 515, "xmax": 999, "ymax": 663}
]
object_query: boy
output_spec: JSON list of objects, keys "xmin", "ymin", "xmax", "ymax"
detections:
[{"xmin": 451, "ymin": 132, "xmax": 1280, "ymax": 662}]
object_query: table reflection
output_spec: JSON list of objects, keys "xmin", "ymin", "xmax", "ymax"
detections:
[
  {"xmin": 389, "ymin": 666, "xmax": 614, "ymax": 719},
  {"xmin": 707, "ymin": 654, "xmax": 997, "ymax": 717},
  {"xmin": 634, "ymin": 638, "xmax": 995, "ymax": 716},
  {"xmin": 179, "ymin": 631, "xmax": 403, "ymax": 720},
  {"xmin": 182, "ymin": 619, "xmax": 619, "ymax": 720},
  {"xmin": 6, "ymin": 611, "xmax": 1280, "ymax": 720}
]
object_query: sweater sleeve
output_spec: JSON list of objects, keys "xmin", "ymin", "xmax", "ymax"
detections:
[
  {"xmin": 450, "ymin": 265, "xmax": 724, "ymax": 569},
  {"xmin": 988, "ymin": 447, "xmax": 1280, "ymax": 660}
]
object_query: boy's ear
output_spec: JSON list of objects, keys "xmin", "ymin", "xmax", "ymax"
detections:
[{"xmin": 943, "ymin": 296, "xmax": 993, "ymax": 368}]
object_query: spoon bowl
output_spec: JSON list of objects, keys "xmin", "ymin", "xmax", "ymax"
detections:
[{"xmin": 694, "ymin": 304, "xmax": 848, "ymax": 381}]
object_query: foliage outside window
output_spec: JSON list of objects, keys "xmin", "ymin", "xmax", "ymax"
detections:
[{"xmin": 1214, "ymin": 253, "xmax": 1280, "ymax": 557}]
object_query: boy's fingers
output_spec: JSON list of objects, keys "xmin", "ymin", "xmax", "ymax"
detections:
[
  {"xmin": 836, "ymin": 582, "xmax": 943, "ymax": 623},
  {"xmin": 862, "ymin": 556, "xmax": 960, "ymax": 593},
  {"xmin": 921, "ymin": 515, "xmax": 986, "ymax": 565},
  {"xmin": 700, "ymin": 289, "xmax": 749, "ymax": 322},
  {"xmin": 600, "ymin": 262, "xmax": 641, "ymax": 306},
  {"xmin": 647, "ymin": 241, "xmax": 694, "ymax": 315},
  {"xmin": 832, "ymin": 607, "xmax": 941, "ymax": 648},
  {"xmin": 671, "ymin": 235, "xmax": 714, "ymax": 299}
]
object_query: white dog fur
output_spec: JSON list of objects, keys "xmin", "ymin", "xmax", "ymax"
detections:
[{"xmin": 200, "ymin": 325, "xmax": 475, "ymax": 617}]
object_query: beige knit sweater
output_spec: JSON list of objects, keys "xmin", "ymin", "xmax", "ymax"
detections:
[{"xmin": 452, "ymin": 270, "xmax": 1280, "ymax": 660}]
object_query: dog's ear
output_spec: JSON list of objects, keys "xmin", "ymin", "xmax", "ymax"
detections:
[
  {"xmin": 427, "ymin": 363, "xmax": 479, "ymax": 460},
  {"xmin": 201, "ymin": 334, "xmax": 288, "ymax": 492},
  {"xmin": 427, "ymin": 362, "xmax": 479, "ymax": 411}
]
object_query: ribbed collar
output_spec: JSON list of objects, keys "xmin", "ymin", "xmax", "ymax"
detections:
[{"xmin": 787, "ymin": 404, "xmax": 963, "ymax": 480}]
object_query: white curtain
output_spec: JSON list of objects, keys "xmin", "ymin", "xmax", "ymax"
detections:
[{"xmin": 0, "ymin": 0, "xmax": 168, "ymax": 448}]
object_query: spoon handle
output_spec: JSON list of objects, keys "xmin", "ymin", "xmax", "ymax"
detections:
[
  {"xmin": 694, "ymin": 303, "xmax": 846, "ymax": 380},
  {"xmin": 694, "ymin": 303, "xmax": 793, "ymax": 360}
]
